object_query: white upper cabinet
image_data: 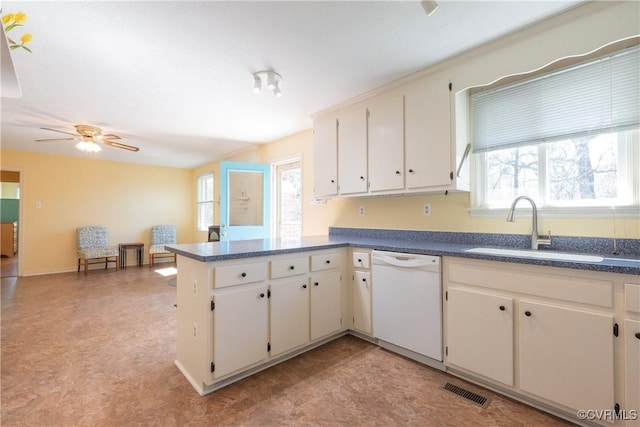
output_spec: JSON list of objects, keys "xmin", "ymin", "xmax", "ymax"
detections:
[
  {"xmin": 404, "ymin": 73, "xmax": 453, "ymax": 189},
  {"xmin": 367, "ymin": 93, "xmax": 405, "ymax": 192},
  {"xmin": 337, "ymin": 103, "xmax": 368, "ymax": 195},
  {"xmin": 313, "ymin": 114, "xmax": 338, "ymax": 197}
]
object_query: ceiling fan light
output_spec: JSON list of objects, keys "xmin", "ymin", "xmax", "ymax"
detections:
[
  {"xmin": 75, "ymin": 140, "xmax": 102, "ymax": 153},
  {"xmin": 421, "ymin": 0, "xmax": 439, "ymax": 16},
  {"xmin": 272, "ymin": 82, "xmax": 282, "ymax": 97},
  {"xmin": 266, "ymin": 72, "xmax": 276, "ymax": 90}
]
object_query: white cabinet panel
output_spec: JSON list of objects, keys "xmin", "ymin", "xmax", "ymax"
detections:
[
  {"xmin": 405, "ymin": 74, "xmax": 452, "ymax": 189},
  {"xmin": 310, "ymin": 252, "xmax": 340, "ymax": 272},
  {"xmin": 338, "ymin": 103, "xmax": 368, "ymax": 195},
  {"xmin": 214, "ymin": 262, "xmax": 268, "ymax": 289},
  {"xmin": 313, "ymin": 114, "xmax": 338, "ymax": 197},
  {"xmin": 625, "ymin": 319, "xmax": 640, "ymax": 426},
  {"xmin": 212, "ymin": 285, "xmax": 269, "ymax": 379},
  {"xmin": 367, "ymin": 93, "xmax": 404, "ymax": 192},
  {"xmin": 270, "ymin": 257, "xmax": 308, "ymax": 279},
  {"xmin": 352, "ymin": 251, "xmax": 370, "ymax": 269},
  {"xmin": 269, "ymin": 279, "xmax": 310, "ymax": 357},
  {"xmin": 310, "ymin": 271, "xmax": 342, "ymax": 341},
  {"xmin": 446, "ymin": 287, "xmax": 514, "ymax": 385},
  {"xmin": 352, "ymin": 271, "xmax": 372, "ymax": 335},
  {"xmin": 519, "ymin": 300, "xmax": 614, "ymax": 412}
]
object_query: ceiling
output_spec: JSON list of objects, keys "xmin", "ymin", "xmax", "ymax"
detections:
[{"xmin": 1, "ymin": 1, "xmax": 584, "ymax": 169}]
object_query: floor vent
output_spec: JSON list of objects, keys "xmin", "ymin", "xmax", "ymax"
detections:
[{"xmin": 441, "ymin": 383, "xmax": 491, "ymax": 408}]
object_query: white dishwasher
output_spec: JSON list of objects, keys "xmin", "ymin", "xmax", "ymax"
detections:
[{"xmin": 371, "ymin": 250, "xmax": 443, "ymax": 370}]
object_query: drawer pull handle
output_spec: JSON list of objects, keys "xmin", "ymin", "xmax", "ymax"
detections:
[
  {"xmin": 259, "ymin": 293, "xmax": 265, "ymax": 298},
  {"xmin": 302, "ymin": 284, "xmax": 307, "ymax": 289},
  {"xmin": 499, "ymin": 305, "xmax": 505, "ymax": 311},
  {"xmin": 362, "ymin": 278, "xmax": 367, "ymax": 282},
  {"xmin": 524, "ymin": 311, "xmax": 532, "ymax": 317},
  {"xmin": 314, "ymin": 282, "xmax": 319, "ymax": 287},
  {"xmin": 636, "ymin": 332, "xmax": 640, "ymax": 340},
  {"xmin": 325, "ymin": 260, "xmax": 331, "ymax": 264},
  {"xmin": 408, "ymin": 168, "xmax": 414, "ymax": 173},
  {"xmin": 357, "ymin": 259, "xmax": 362, "ymax": 263},
  {"xmin": 289, "ymin": 265, "xmax": 295, "ymax": 270},
  {"xmin": 241, "ymin": 272, "xmax": 247, "ymax": 278},
  {"xmin": 395, "ymin": 170, "xmax": 401, "ymax": 175}
]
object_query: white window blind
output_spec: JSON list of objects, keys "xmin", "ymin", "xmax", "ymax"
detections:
[{"xmin": 471, "ymin": 45, "xmax": 640, "ymax": 153}]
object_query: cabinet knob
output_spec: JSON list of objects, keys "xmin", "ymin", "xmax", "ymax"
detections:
[
  {"xmin": 259, "ymin": 293, "xmax": 265, "ymax": 298},
  {"xmin": 325, "ymin": 260, "xmax": 331, "ymax": 264},
  {"xmin": 289, "ymin": 265, "xmax": 295, "ymax": 270},
  {"xmin": 499, "ymin": 305, "xmax": 505, "ymax": 311},
  {"xmin": 314, "ymin": 282, "xmax": 319, "ymax": 287},
  {"xmin": 524, "ymin": 311, "xmax": 532, "ymax": 317},
  {"xmin": 241, "ymin": 272, "xmax": 247, "ymax": 278},
  {"xmin": 395, "ymin": 170, "xmax": 401, "ymax": 175},
  {"xmin": 360, "ymin": 176, "xmax": 364, "ymax": 180},
  {"xmin": 330, "ymin": 179, "xmax": 335, "ymax": 183},
  {"xmin": 636, "ymin": 332, "xmax": 640, "ymax": 340},
  {"xmin": 302, "ymin": 284, "xmax": 307, "ymax": 289},
  {"xmin": 362, "ymin": 278, "xmax": 367, "ymax": 282},
  {"xmin": 357, "ymin": 259, "xmax": 362, "ymax": 263},
  {"xmin": 409, "ymin": 169, "xmax": 414, "ymax": 173}
]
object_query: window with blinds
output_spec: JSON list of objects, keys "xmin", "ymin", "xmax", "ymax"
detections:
[{"xmin": 470, "ymin": 44, "xmax": 639, "ymax": 211}]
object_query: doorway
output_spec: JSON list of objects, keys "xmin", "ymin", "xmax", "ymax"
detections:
[{"xmin": 1, "ymin": 169, "xmax": 21, "ymax": 277}]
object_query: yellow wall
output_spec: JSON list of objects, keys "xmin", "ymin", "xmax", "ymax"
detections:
[{"xmin": 0, "ymin": 150, "xmax": 193, "ymax": 275}]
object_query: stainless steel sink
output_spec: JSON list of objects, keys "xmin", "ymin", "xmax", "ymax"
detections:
[{"xmin": 465, "ymin": 247, "xmax": 604, "ymax": 262}]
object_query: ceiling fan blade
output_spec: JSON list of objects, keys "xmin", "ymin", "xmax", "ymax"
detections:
[
  {"xmin": 35, "ymin": 137, "xmax": 77, "ymax": 142},
  {"xmin": 40, "ymin": 127, "xmax": 78, "ymax": 137},
  {"xmin": 101, "ymin": 133, "xmax": 122, "ymax": 140},
  {"xmin": 103, "ymin": 140, "xmax": 139, "ymax": 152}
]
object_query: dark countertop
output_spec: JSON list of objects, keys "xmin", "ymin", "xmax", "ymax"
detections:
[{"xmin": 166, "ymin": 233, "xmax": 640, "ymax": 276}]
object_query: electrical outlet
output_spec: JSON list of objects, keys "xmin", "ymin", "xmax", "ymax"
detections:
[
  {"xmin": 192, "ymin": 280, "xmax": 198, "ymax": 295},
  {"xmin": 193, "ymin": 321, "xmax": 198, "ymax": 341},
  {"xmin": 359, "ymin": 206, "xmax": 365, "ymax": 216},
  {"xmin": 423, "ymin": 203, "xmax": 432, "ymax": 216}
]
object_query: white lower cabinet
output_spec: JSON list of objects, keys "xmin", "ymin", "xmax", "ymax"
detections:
[
  {"xmin": 625, "ymin": 319, "xmax": 640, "ymax": 427},
  {"xmin": 310, "ymin": 271, "xmax": 342, "ymax": 341},
  {"xmin": 446, "ymin": 287, "xmax": 513, "ymax": 386},
  {"xmin": 443, "ymin": 257, "xmax": 624, "ymax": 425},
  {"xmin": 519, "ymin": 300, "xmax": 614, "ymax": 412},
  {"xmin": 269, "ymin": 279, "xmax": 310, "ymax": 357},
  {"xmin": 352, "ymin": 270, "xmax": 372, "ymax": 335},
  {"xmin": 211, "ymin": 284, "xmax": 269, "ymax": 379}
]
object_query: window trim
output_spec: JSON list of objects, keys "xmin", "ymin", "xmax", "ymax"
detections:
[
  {"xmin": 196, "ymin": 173, "xmax": 214, "ymax": 232},
  {"xmin": 271, "ymin": 155, "xmax": 303, "ymax": 239}
]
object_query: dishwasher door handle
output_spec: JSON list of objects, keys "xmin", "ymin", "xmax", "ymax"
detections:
[{"xmin": 372, "ymin": 253, "xmax": 434, "ymax": 268}]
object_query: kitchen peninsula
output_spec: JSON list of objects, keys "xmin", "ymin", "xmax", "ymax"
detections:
[{"xmin": 168, "ymin": 228, "xmax": 640, "ymax": 427}]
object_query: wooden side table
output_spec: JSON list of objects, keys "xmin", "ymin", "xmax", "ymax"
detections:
[{"xmin": 119, "ymin": 243, "xmax": 144, "ymax": 268}]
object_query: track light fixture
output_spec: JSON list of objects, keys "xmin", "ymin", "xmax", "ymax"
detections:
[
  {"xmin": 252, "ymin": 70, "xmax": 283, "ymax": 97},
  {"xmin": 421, "ymin": 0, "xmax": 439, "ymax": 16}
]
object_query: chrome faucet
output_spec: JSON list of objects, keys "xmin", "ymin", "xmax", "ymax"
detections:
[{"xmin": 506, "ymin": 196, "xmax": 551, "ymax": 250}]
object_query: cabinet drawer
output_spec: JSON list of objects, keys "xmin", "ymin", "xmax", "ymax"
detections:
[
  {"xmin": 311, "ymin": 253, "xmax": 340, "ymax": 271},
  {"xmin": 625, "ymin": 283, "xmax": 640, "ymax": 314},
  {"xmin": 271, "ymin": 257, "xmax": 309, "ymax": 279},
  {"xmin": 352, "ymin": 251, "xmax": 370, "ymax": 269},
  {"xmin": 214, "ymin": 262, "xmax": 268, "ymax": 288}
]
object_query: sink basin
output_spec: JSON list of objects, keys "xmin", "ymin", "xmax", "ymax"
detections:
[{"xmin": 465, "ymin": 247, "xmax": 604, "ymax": 263}]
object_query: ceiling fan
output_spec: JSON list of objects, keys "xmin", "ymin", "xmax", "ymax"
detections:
[{"xmin": 35, "ymin": 125, "xmax": 139, "ymax": 152}]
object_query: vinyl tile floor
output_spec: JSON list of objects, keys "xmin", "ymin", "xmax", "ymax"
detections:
[{"xmin": 1, "ymin": 265, "xmax": 576, "ymax": 426}]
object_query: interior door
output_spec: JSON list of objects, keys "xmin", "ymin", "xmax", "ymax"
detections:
[{"xmin": 219, "ymin": 161, "xmax": 271, "ymax": 241}]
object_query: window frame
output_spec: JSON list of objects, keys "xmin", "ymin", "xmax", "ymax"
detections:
[
  {"xmin": 271, "ymin": 156, "xmax": 302, "ymax": 239},
  {"xmin": 196, "ymin": 173, "xmax": 214, "ymax": 232}
]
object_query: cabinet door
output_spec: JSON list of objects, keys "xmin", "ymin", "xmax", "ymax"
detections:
[
  {"xmin": 212, "ymin": 285, "xmax": 269, "ymax": 379},
  {"xmin": 269, "ymin": 280, "xmax": 310, "ymax": 357},
  {"xmin": 313, "ymin": 114, "xmax": 338, "ymax": 197},
  {"xmin": 352, "ymin": 271, "xmax": 372, "ymax": 335},
  {"xmin": 367, "ymin": 93, "xmax": 404, "ymax": 192},
  {"xmin": 337, "ymin": 103, "xmax": 368, "ymax": 195},
  {"xmin": 310, "ymin": 271, "xmax": 342, "ymax": 341},
  {"xmin": 405, "ymin": 73, "xmax": 452, "ymax": 189},
  {"xmin": 446, "ymin": 287, "xmax": 514, "ymax": 386},
  {"xmin": 519, "ymin": 300, "xmax": 614, "ymax": 412},
  {"xmin": 625, "ymin": 319, "xmax": 640, "ymax": 426}
]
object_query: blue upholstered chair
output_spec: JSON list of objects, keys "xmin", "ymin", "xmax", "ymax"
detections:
[
  {"xmin": 149, "ymin": 224, "xmax": 176, "ymax": 268},
  {"xmin": 76, "ymin": 226, "xmax": 119, "ymax": 275}
]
